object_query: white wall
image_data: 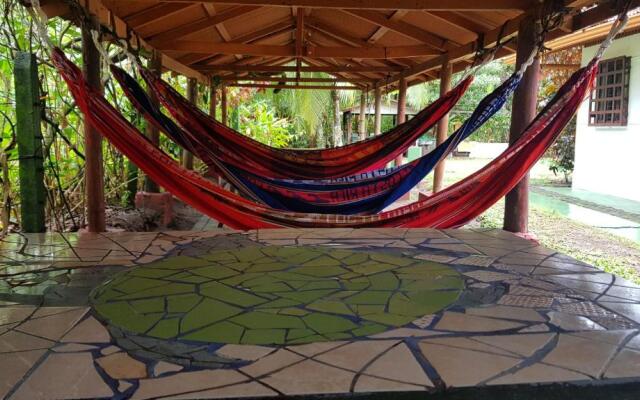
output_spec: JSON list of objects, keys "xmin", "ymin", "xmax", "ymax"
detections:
[{"xmin": 573, "ymin": 34, "xmax": 640, "ymax": 202}]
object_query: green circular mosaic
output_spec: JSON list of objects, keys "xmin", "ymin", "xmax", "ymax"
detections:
[{"xmin": 91, "ymin": 246, "xmax": 463, "ymax": 346}]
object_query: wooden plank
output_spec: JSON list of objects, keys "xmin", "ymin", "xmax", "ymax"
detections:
[
  {"xmin": 124, "ymin": 3, "xmax": 195, "ymax": 29},
  {"xmin": 151, "ymin": 0, "xmax": 535, "ymax": 10},
  {"xmin": 148, "ymin": 6, "xmax": 261, "ymax": 47},
  {"xmin": 306, "ymin": 17, "xmax": 372, "ymax": 47},
  {"xmin": 14, "ymin": 52, "xmax": 46, "ymax": 233},
  {"xmin": 344, "ymin": 9, "xmax": 448, "ymax": 51}
]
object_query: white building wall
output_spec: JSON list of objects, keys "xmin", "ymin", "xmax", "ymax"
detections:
[{"xmin": 573, "ymin": 34, "xmax": 640, "ymax": 202}]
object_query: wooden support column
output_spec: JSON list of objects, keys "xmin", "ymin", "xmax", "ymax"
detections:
[
  {"xmin": 82, "ymin": 20, "xmax": 105, "ymax": 232},
  {"xmin": 209, "ymin": 82, "xmax": 217, "ymax": 120},
  {"xmin": 14, "ymin": 52, "xmax": 46, "ymax": 233},
  {"xmin": 395, "ymin": 77, "xmax": 407, "ymax": 166},
  {"xmin": 144, "ymin": 50, "xmax": 162, "ymax": 192},
  {"xmin": 332, "ymin": 90, "xmax": 342, "ymax": 146},
  {"xmin": 221, "ymin": 85, "xmax": 228, "ymax": 126},
  {"xmin": 504, "ymin": 15, "xmax": 540, "ymax": 234},
  {"xmin": 358, "ymin": 91, "xmax": 366, "ymax": 140},
  {"xmin": 374, "ymin": 87, "xmax": 382, "ymax": 135},
  {"xmin": 182, "ymin": 78, "xmax": 196, "ymax": 170},
  {"xmin": 433, "ymin": 60, "xmax": 452, "ymax": 193},
  {"xmin": 346, "ymin": 112, "xmax": 353, "ymax": 144}
]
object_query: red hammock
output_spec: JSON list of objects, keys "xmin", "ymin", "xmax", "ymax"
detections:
[
  {"xmin": 141, "ymin": 69, "xmax": 472, "ymax": 179},
  {"xmin": 52, "ymin": 47, "xmax": 595, "ymax": 230}
]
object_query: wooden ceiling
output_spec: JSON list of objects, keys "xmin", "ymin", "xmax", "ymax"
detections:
[{"xmin": 39, "ymin": 0, "xmax": 638, "ymax": 90}]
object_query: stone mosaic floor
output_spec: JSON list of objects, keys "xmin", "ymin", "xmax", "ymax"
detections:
[{"xmin": 1, "ymin": 228, "xmax": 640, "ymax": 399}]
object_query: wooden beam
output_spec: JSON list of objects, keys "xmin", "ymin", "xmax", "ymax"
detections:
[
  {"xmin": 395, "ymin": 77, "xmax": 407, "ymax": 166},
  {"xmin": 374, "ymin": 12, "xmax": 525, "ymax": 88},
  {"xmin": 374, "ymin": 0, "xmax": 632, "ymax": 88},
  {"xmin": 158, "ymin": 40, "xmax": 440, "ymax": 58},
  {"xmin": 572, "ymin": 0, "xmax": 640, "ymax": 30},
  {"xmin": 36, "ymin": 0, "xmax": 207, "ymax": 83},
  {"xmin": 221, "ymin": 85, "xmax": 228, "ymax": 125},
  {"xmin": 332, "ymin": 90, "xmax": 342, "ymax": 146},
  {"xmin": 374, "ymin": 87, "xmax": 382, "ymax": 135},
  {"xmin": 197, "ymin": 64, "xmax": 403, "ymax": 73},
  {"xmin": 221, "ymin": 76, "xmax": 373, "ymax": 83},
  {"xmin": 433, "ymin": 59, "xmax": 451, "ymax": 193},
  {"xmin": 368, "ymin": 10, "xmax": 408, "ymax": 44},
  {"xmin": 226, "ymin": 83, "xmax": 360, "ymax": 90},
  {"xmin": 503, "ymin": 15, "xmax": 540, "ymax": 234},
  {"xmin": 358, "ymin": 91, "xmax": 366, "ymax": 139},
  {"xmin": 155, "ymin": 0, "xmax": 535, "ymax": 10},
  {"xmin": 191, "ymin": 19, "xmax": 295, "ymax": 66},
  {"xmin": 345, "ymin": 112, "xmax": 353, "ymax": 144},
  {"xmin": 82, "ymin": 17, "xmax": 106, "ymax": 232},
  {"xmin": 343, "ymin": 9, "xmax": 448, "ymax": 51},
  {"xmin": 182, "ymin": 78, "xmax": 196, "ymax": 170},
  {"xmin": 148, "ymin": 6, "xmax": 260, "ymax": 47},
  {"xmin": 144, "ymin": 50, "xmax": 162, "ymax": 193},
  {"xmin": 295, "ymin": 10, "xmax": 304, "ymax": 79},
  {"xmin": 209, "ymin": 82, "xmax": 217, "ymax": 120}
]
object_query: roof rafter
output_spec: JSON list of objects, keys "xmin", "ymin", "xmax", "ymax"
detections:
[
  {"xmin": 158, "ymin": 41, "xmax": 441, "ymax": 58},
  {"xmin": 197, "ymin": 64, "xmax": 404, "ymax": 72},
  {"xmin": 151, "ymin": 0, "xmax": 535, "ymax": 11}
]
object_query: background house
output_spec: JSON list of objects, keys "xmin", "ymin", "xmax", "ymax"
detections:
[{"xmin": 573, "ymin": 33, "xmax": 640, "ymax": 202}]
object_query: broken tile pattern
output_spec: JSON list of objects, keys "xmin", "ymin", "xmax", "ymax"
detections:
[
  {"xmin": 0, "ymin": 228, "xmax": 638, "ymax": 399},
  {"xmin": 90, "ymin": 246, "xmax": 463, "ymax": 365}
]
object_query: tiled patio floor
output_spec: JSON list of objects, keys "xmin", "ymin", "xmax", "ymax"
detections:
[{"xmin": 1, "ymin": 228, "xmax": 640, "ymax": 399}]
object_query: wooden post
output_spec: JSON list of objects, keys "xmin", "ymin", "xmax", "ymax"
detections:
[
  {"xmin": 395, "ymin": 77, "xmax": 407, "ymax": 166},
  {"xmin": 433, "ymin": 60, "xmax": 452, "ymax": 193},
  {"xmin": 374, "ymin": 87, "xmax": 382, "ymax": 135},
  {"xmin": 346, "ymin": 112, "xmax": 353, "ymax": 144},
  {"xmin": 144, "ymin": 50, "xmax": 162, "ymax": 192},
  {"xmin": 332, "ymin": 90, "xmax": 342, "ymax": 146},
  {"xmin": 359, "ymin": 91, "xmax": 366, "ymax": 140},
  {"xmin": 209, "ymin": 81, "xmax": 217, "ymax": 120},
  {"xmin": 14, "ymin": 52, "xmax": 46, "ymax": 232},
  {"xmin": 82, "ymin": 20, "xmax": 105, "ymax": 232},
  {"xmin": 182, "ymin": 77, "xmax": 196, "ymax": 170},
  {"xmin": 221, "ymin": 85, "xmax": 228, "ymax": 126},
  {"xmin": 504, "ymin": 15, "xmax": 540, "ymax": 234}
]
